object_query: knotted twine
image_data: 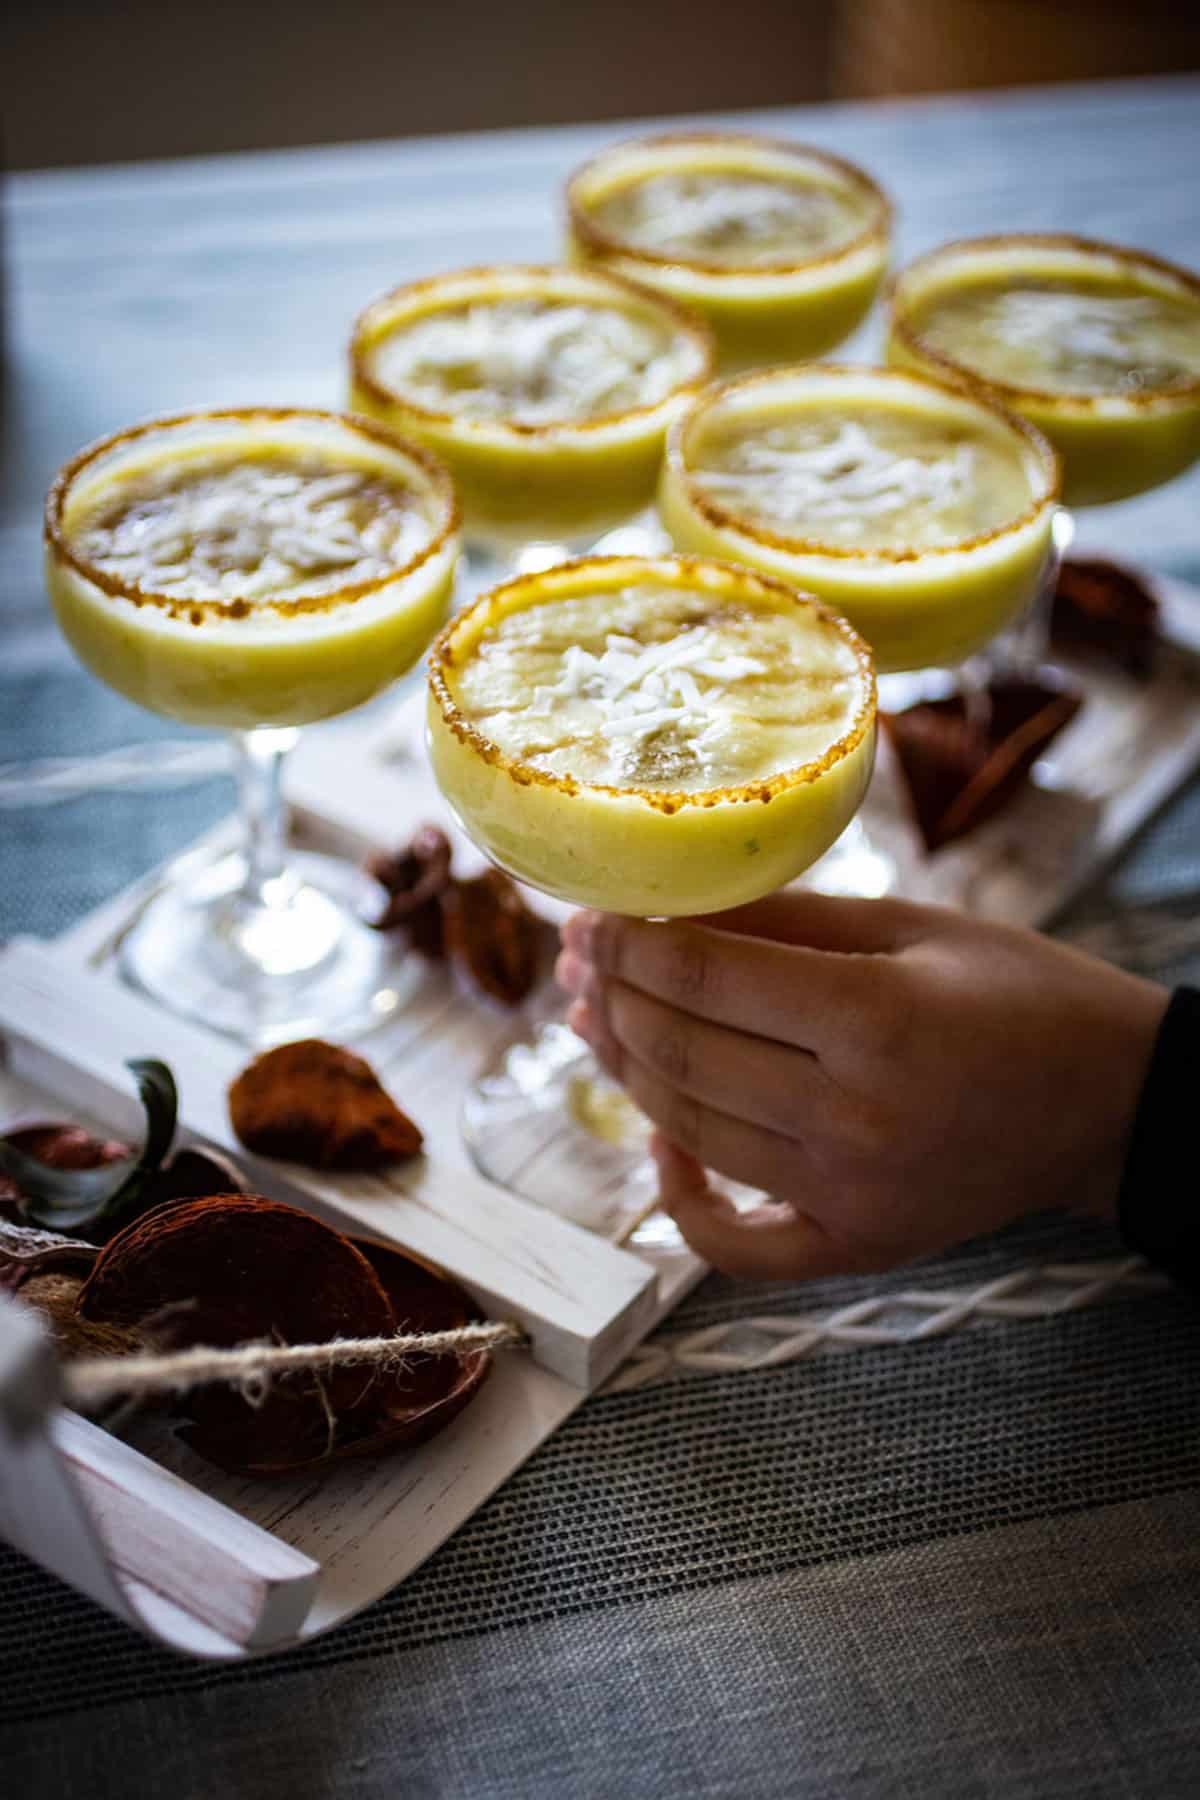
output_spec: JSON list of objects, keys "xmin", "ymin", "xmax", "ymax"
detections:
[{"xmin": 60, "ymin": 1321, "xmax": 525, "ymax": 1412}]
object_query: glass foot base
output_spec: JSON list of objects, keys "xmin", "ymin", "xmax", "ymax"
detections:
[
  {"xmin": 462, "ymin": 1022, "xmax": 686, "ymax": 1250},
  {"xmin": 119, "ymin": 848, "xmax": 425, "ymax": 1046}
]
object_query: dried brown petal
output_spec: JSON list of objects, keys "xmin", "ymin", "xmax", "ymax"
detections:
[
  {"xmin": 883, "ymin": 675, "xmax": 1085, "ymax": 853},
  {"xmin": 443, "ymin": 869, "xmax": 540, "ymax": 1007},
  {"xmin": 366, "ymin": 824, "xmax": 453, "ymax": 955},
  {"xmin": 229, "ymin": 1040, "xmax": 423, "ymax": 1170},
  {"xmin": 1051, "ymin": 557, "xmax": 1160, "ymax": 679}
]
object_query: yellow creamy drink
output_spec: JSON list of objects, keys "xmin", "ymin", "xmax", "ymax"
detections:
[
  {"xmin": 659, "ymin": 366, "xmax": 1059, "ymax": 672},
  {"xmin": 888, "ymin": 237, "xmax": 1200, "ymax": 505},
  {"xmin": 566, "ymin": 134, "xmax": 891, "ymax": 369},
  {"xmin": 427, "ymin": 554, "xmax": 875, "ymax": 916},
  {"xmin": 46, "ymin": 409, "xmax": 459, "ymax": 730},
  {"xmin": 350, "ymin": 266, "xmax": 712, "ymax": 544}
]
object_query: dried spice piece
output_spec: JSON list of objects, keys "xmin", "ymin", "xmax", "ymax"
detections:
[
  {"xmin": 442, "ymin": 868, "xmax": 540, "ymax": 1007},
  {"xmin": 883, "ymin": 675, "xmax": 1085, "ymax": 854},
  {"xmin": 366, "ymin": 824, "xmax": 453, "ymax": 956},
  {"xmin": 229, "ymin": 1039, "xmax": 423, "ymax": 1170},
  {"xmin": 1051, "ymin": 557, "xmax": 1161, "ymax": 679}
]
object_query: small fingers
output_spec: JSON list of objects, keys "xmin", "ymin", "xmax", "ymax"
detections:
[
  {"xmin": 561, "ymin": 912, "xmax": 884, "ymax": 1056},
  {"xmin": 601, "ymin": 979, "xmax": 840, "ymax": 1140},
  {"xmin": 572, "ymin": 1004, "xmax": 812, "ymax": 1199},
  {"xmin": 650, "ymin": 1136, "xmax": 866, "ymax": 1281},
  {"xmin": 697, "ymin": 891, "xmax": 938, "ymax": 955}
]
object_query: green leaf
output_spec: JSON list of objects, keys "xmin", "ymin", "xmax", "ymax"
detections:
[{"xmin": 3, "ymin": 1058, "xmax": 179, "ymax": 1236}]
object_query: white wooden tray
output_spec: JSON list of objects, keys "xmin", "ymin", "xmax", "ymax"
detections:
[
  {"xmin": 0, "ymin": 946, "xmax": 707, "ymax": 1658},
  {"xmin": 2, "ymin": 568, "xmax": 1198, "ymax": 1662}
]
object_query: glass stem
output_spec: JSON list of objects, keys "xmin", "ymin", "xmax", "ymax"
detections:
[
  {"xmin": 232, "ymin": 726, "xmax": 299, "ymax": 910},
  {"xmin": 959, "ymin": 656, "xmax": 993, "ymax": 751}
]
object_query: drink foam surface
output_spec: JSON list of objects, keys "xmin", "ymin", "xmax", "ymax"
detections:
[
  {"xmin": 913, "ymin": 276, "xmax": 1200, "ymax": 396},
  {"xmin": 366, "ymin": 298, "xmax": 693, "ymax": 425},
  {"xmin": 688, "ymin": 405, "xmax": 1034, "ymax": 550},
  {"xmin": 452, "ymin": 582, "xmax": 865, "ymax": 792},
  {"xmin": 592, "ymin": 170, "xmax": 869, "ymax": 267},
  {"xmin": 68, "ymin": 448, "xmax": 434, "ymax": 603}
]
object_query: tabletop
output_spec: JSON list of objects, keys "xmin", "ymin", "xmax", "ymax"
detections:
[{"xmin": 4, "ymin": 74, "xmax": 1200, "ymax": 1800}]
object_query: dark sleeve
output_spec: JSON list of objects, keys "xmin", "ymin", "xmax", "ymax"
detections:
[{"xmin": 1117, "ymin": 986, "xmax": 1200, "ymax": 1293}]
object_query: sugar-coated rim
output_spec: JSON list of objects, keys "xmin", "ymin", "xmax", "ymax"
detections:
[
  {"xmin": 427, "ymin": 552, "xmax": 875, "ymax": 815},
  {"xmin": 887, "ymin": 233, "xmax": 1200, "ymax": 411},
  {"xmin": 664, "ymin": 362, "xmax": 1061, "ymax": 565},
  {"xmin": 349, "ymin": 263, "xmax": 716, "ymax": 438},
  {"xmin": 44, "ymin": 406, "xmax": 461, "ymax": 622},
  {"xmin": 566, "ymin": 131, "xmax": 892, "ymax": 279}
]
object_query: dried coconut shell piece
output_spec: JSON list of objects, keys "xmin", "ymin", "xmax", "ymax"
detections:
[
  {"xmin": 883, "ymin": 675, "xmax": 1084, "ymax": 854},
  {"xmin": 78, "ymin": 1193, "xmax": 398, "ymax": 1470},
  {"xmin": 229, "ymin": 1039, "xmax": 423, "ymax": 1170}
]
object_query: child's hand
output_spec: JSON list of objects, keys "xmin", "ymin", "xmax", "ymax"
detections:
[{"xmin": 556, "ymin": 894, "xmax": 1168, "ymax": 1279}]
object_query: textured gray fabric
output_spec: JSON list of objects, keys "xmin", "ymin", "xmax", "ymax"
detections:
[
  {"xmin": 6, "ymin": 1492, "xmax": 1200, "ymax": 1798},
  {"xmin": 3, "ymin": 1270, "xmax": 1199, "ymax": 1728}
]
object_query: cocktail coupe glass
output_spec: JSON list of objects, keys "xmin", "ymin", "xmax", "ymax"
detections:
[
  {"xmin": 425, "ymin": 552, "xmax": 876, "ymax": 1247},
  {"xmin": 565, "ymin": 131, "xmax": 892, "ymax": 374},
  {"xmin": 886, "ymin": 235, "xmax": 1200, "ymax": 676},
  {"xmin": 658, "ymin": 364, "xmax": 1061, "ymax": 891},
  {"xmin": 349, "ymin": 263, "xmax": 715, "ymax": 594},
  {"xmin": 45, "ymin": 407, "xmax": 460, "ymax": 1044}
]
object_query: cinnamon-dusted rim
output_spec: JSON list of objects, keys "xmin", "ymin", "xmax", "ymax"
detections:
[
  {"xmin": 350, "ymin": 263, "xmax": 716, "ymax": 438},
  {"xmin": 44, "ymin": 406, "xmax": 460, "ymax": 623},
  {"xmin": 566, "ymin": 131, "xmax": 892, "ymax": 278},
  {"xmin": 888, "ymin": 233, "xmax": 1200, "ymax": 410},
  {"xmin": 428, "ymin": 552, "xmax": 875, "ymax": 815},
  {"xmin": 665, "ymin": 362, "xmax": 1061, "ymax": 566}
]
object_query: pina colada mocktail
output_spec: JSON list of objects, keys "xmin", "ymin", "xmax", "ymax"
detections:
[
  {"xmin": 427, "ymin": 555, "xmax": 875, "ymax": 917},
  {"xmin": 427, "ymin": 553, "xmax": 874, "ymax": 1237},
  {"xmin": 46, "ymin": 408, "xmax": 459, "ymax": 1041},
  {"xmin": 658, "ymin": 365, "xmax": 1059, "ymax": 675},
  {"xmin": 350, "ymin": 265, "xmax": 712, "ymax": 557},
  {"xmin": 887, "ymin": 236, "xmax": 1200, "ymax": 507},
  {"xmin": 566, "ymin": 134, "xmax": 891, "ymax": 370}
]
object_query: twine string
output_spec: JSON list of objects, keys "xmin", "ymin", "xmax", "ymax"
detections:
[{"xmin": 62, "ymin": 1320, "xmax": 524, "ymax": 1411}]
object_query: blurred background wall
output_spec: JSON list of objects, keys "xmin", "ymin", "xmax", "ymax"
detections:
[{"xmin": 2, "ymin": 0, "xmax": 1198, "ymax": 169}]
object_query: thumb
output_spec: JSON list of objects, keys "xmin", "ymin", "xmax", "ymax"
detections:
[{"xmin": 650, "ymin": 1134, "xmax": 856, "ymax": 1281}]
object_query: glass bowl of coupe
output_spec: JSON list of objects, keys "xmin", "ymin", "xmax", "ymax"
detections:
[
  {"xmin": 565, "ymin": 132, "xmax": 892, "ymax": 372},
  {"xmin": 887, "ymin": 234, "xmax": 1200, "ymax": 661},
  {"xmin": 426, "ymin": 551, "xmax": 875, "ymax": 1245},
  {"xmin": 658, "ymin": 362, "xmax": 1060, "ymax": 891},
  {"xmin": 349, "ymin": 263, "xmax": 713, "ymax": 586},
  {"xmin": 45, "ymin": 407, "xmax": 460, "ymax": 1043}
]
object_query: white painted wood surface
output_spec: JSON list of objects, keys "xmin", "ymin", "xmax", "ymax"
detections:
[
  {"xmin": 0, "ymin": 939, "xmax": 686, "ymax": 1391},
  {"xmin": 0, "ymin": 1041, "xmax": 700, "ymax": 1656}
]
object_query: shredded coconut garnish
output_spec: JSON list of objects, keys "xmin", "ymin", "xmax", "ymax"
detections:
[
  {"xmin": 370, "ymin": 298, "xmax": 695, "ymax": 424},
  {"xmin": 73, "ymin": 456, "xmax": 432, "ymax": 602},
  {"xmin": 455, "ymin": 583, "xmax": 865, "ymax": 793},
  {"xmin": 920, "ymin": 282, "xmax": 1200, "ymax": 395},
  {"xmin": 596, "ymin": 171, "xmax": 865, "ymax": 266},
  {"xmin": 534, "ymin": 626, "xmax": 766, "ymax": 746},
  {"xmin": 690, "ymin": 411, "xmax": 1036, "ymax": 550}
]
